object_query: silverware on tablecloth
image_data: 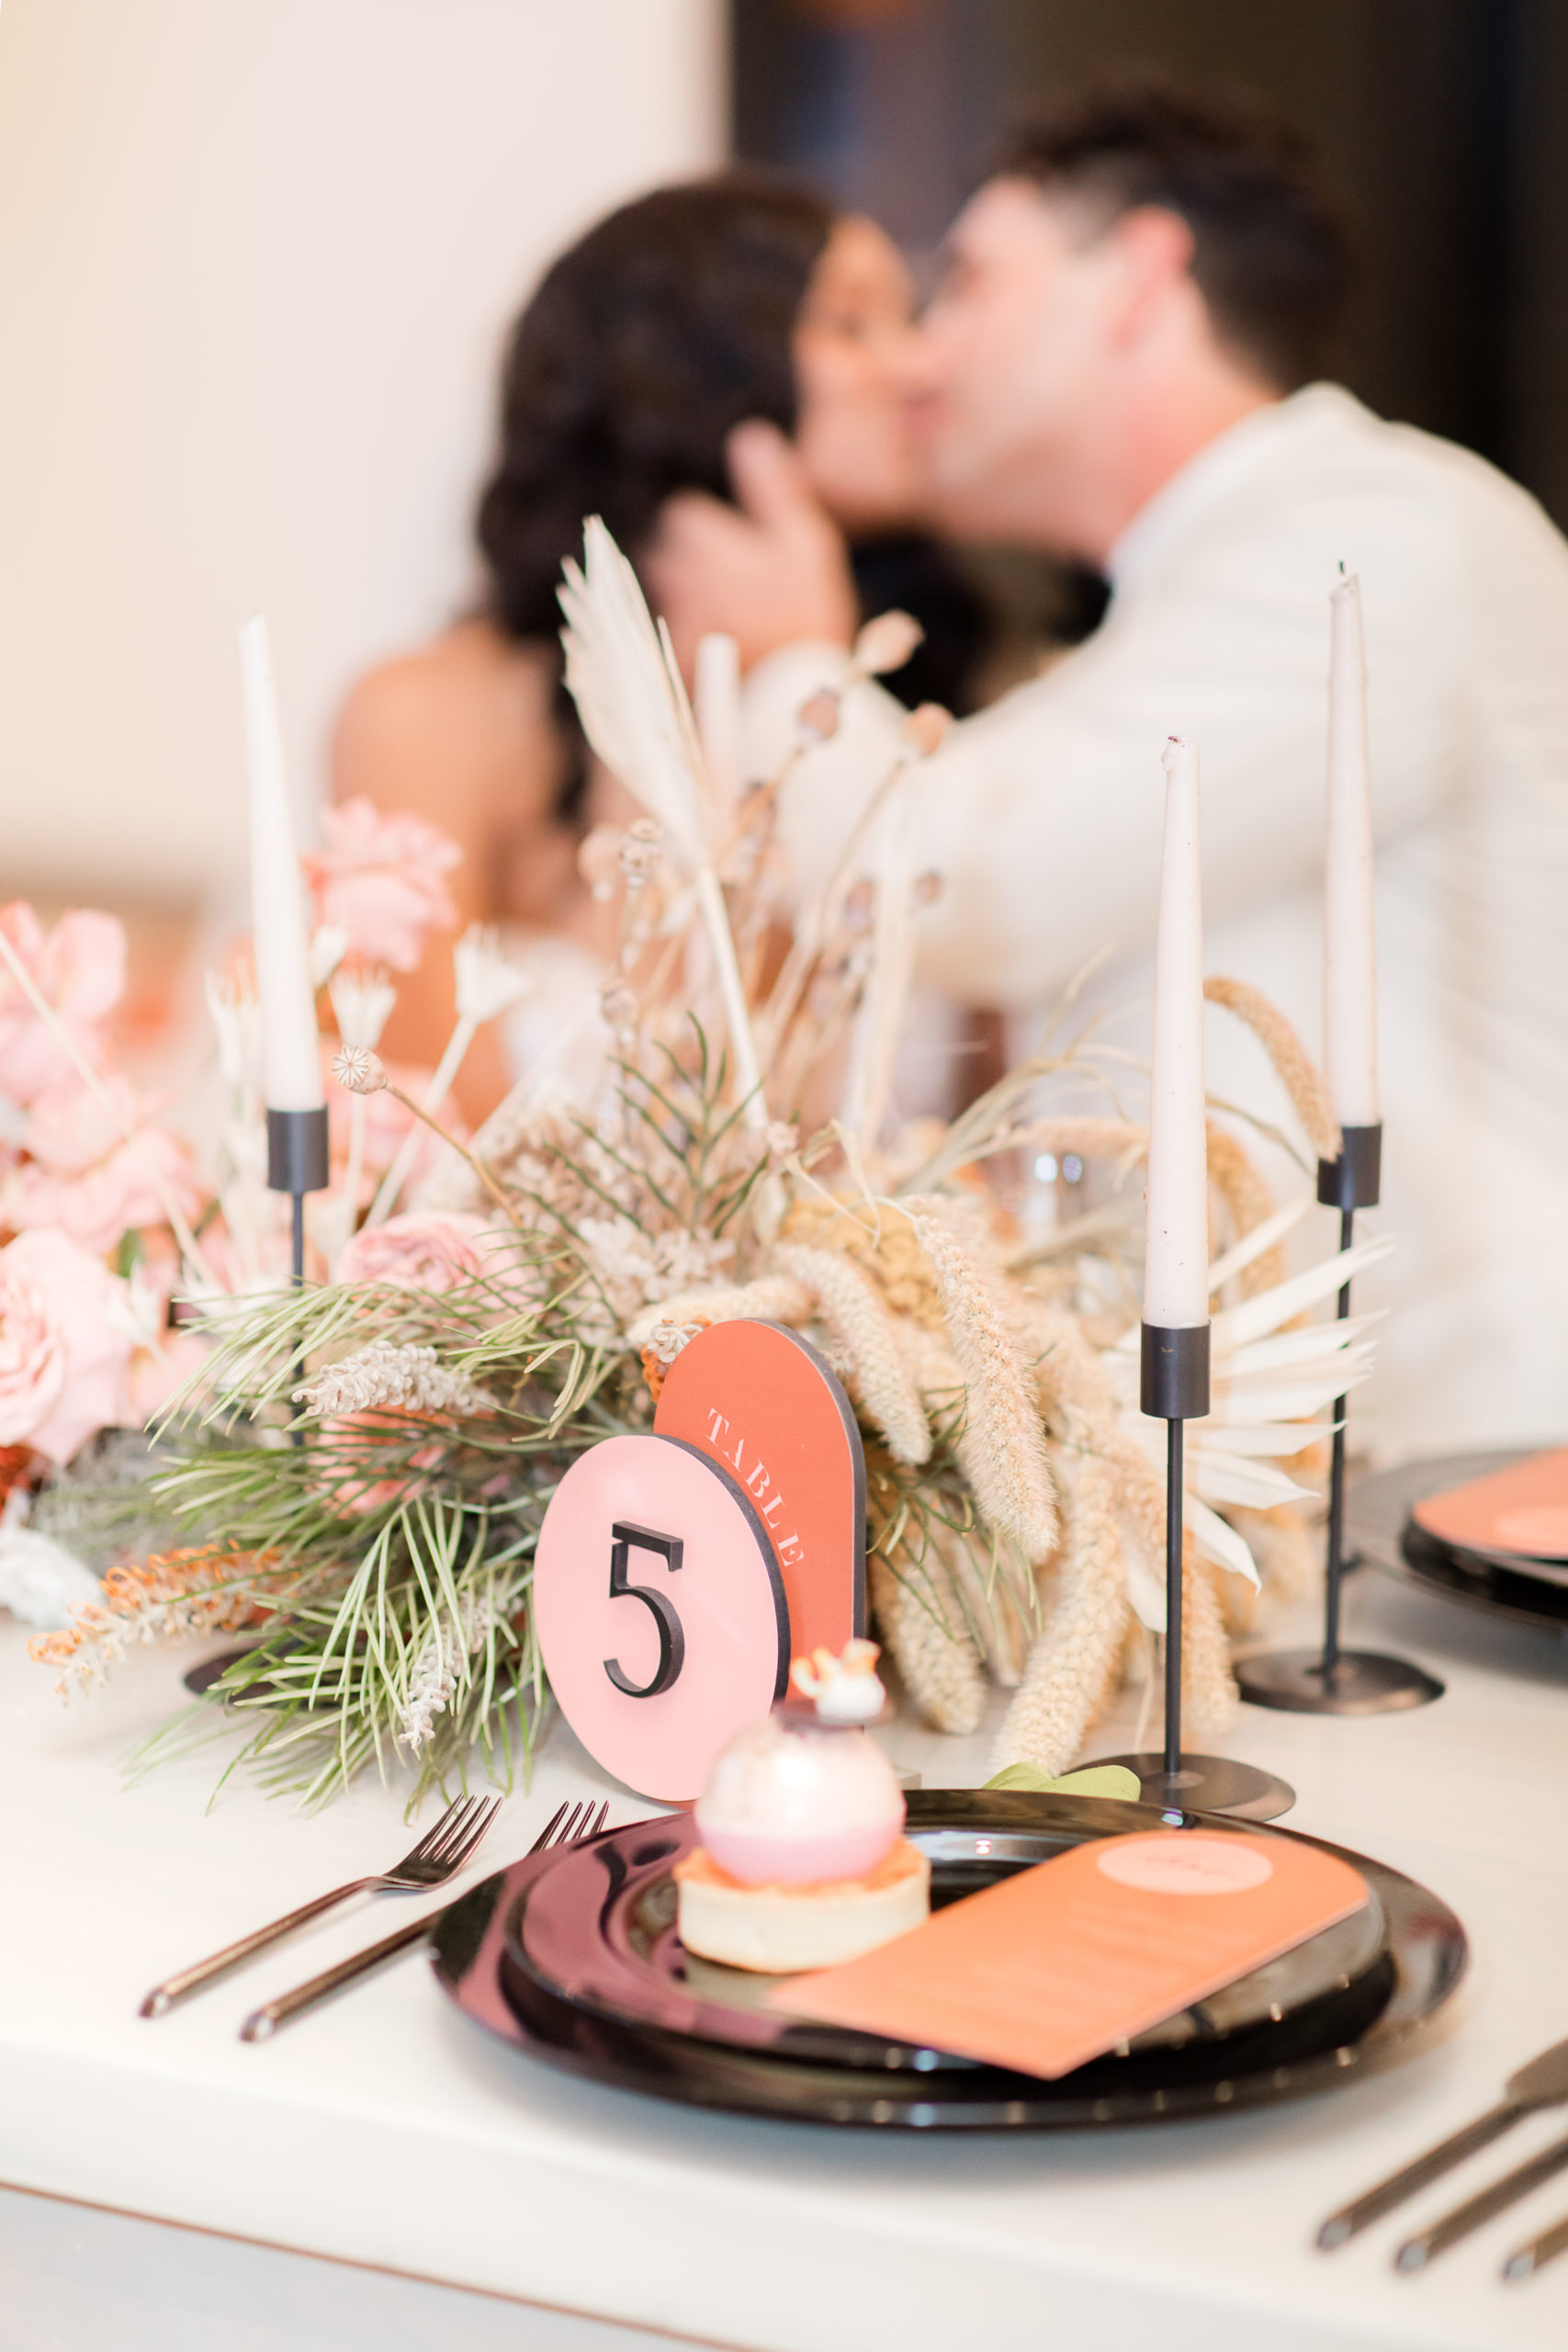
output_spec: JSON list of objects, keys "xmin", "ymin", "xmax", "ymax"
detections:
[
  {"xmin": 1394, "ymin": 2132, "xmax": 1568, "ymax": 2271},
  {"xmin": 1503, "ymin": 2207, "xmax": 1568, "ymax": 2281},
  {"xmin": 239, "ymin": 1796, "xmax": 609, "ymax": 2041},
  {"xmin": 139, "ymin": 1791, "xmax": 502, "ymax": 2018},
  {"xmin": 1316, "ymin": 2034, "xmax": 1568, "ymax": 2250}
]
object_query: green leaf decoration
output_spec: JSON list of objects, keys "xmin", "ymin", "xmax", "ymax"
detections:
[{"xmin": 983, "ymin": 1761, "xmax": 1142, "ymax": 1802}]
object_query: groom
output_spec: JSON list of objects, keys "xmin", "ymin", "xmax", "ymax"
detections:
[{"xmin": 648, "ymin": 74, "xmax": 1568, "ymax": 1456}]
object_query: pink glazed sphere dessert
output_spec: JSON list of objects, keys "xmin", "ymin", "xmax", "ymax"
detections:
[{"xmin": 694, "ymin": 1704, "xmax": 905, "ymax": 1887}]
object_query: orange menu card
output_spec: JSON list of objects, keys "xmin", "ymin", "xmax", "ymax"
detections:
[
  {"xmin": 774, "ymin": 1830, "xmax": 1370, "ymax": 2081},
  {"xmin": 1413, "ymin": 1448, "xmax": 1568, "ymax": 1561}
]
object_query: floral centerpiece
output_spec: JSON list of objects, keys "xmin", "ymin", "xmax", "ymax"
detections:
[{"xmin": 12, "ymin": 523, "xmax": 1382, "ymax": 1810}]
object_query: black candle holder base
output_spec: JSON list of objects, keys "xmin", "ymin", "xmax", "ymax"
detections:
[
  {"xmin": 1087, "ymin": 1750, "xmax": 1296, "ymax": 1822},
  {"xmin": 1235, "ymin": 1646, "xmax": 1443, "ymax": 1715}
]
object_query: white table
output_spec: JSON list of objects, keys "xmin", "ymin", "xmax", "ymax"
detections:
[{"xmin": 3, "ymin": 1562, "xmax": 1566, "ymax": 2352}]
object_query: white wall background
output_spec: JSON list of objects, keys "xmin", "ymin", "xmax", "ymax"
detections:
[{"xmin": 0, "ymin": 0, "xmax": 726, "ymax": 908}]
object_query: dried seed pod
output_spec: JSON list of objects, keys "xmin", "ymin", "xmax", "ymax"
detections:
[
  {"xmin": 853, "ymin": 610, "xmax": 924, "ymax": 677},
  {"xmin": 902, "ymin": 703, "xmax": 952, "ymax": 759}
]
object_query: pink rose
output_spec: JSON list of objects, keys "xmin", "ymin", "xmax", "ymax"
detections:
[
  {"xmin": 335, "ymin": 1210, "xmax": 493, "ymax": 1294},
  {"xmin": 2, "ymin": 1077, "xmax": 203, "ymax": 1256},
  {"xmin": 0, "ymin": 1228, "xmax": 134, "ymax": 1465},
  {"xmin": 304, "ymin": 798, "xmax": 460, "ymax": 972},
  {"xmin": 0, "ymin": 904, "xmax": 126, "ymax": 1106}
]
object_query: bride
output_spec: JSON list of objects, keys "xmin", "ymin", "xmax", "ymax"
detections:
[{"xmin": 333, "ymin": 173, "xmax": 986, "ymax": 1123}]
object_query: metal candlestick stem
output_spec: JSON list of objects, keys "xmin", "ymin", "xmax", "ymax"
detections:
[
  {"xmin": 1092, "ymin": 1323, "xmax": 1296, "ymax": 1821},
  {"xmin": 267, "ymin": 1107, "xmax": 330, "ymax": 1438},
  {"xmin": 1235, "ymin": 1125, "xmax": 1443, "ymax": 1716}
]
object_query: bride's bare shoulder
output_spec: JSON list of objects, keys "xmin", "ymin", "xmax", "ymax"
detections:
[{"xmin": 332, "ymin": 620, "xmax": 561, "ymax": 813}]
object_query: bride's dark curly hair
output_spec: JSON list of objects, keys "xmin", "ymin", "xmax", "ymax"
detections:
[
  {"xmin": 476, "ymin": 172, "xmax": 990, "ymax": 817},
  {"xmin": 477, "ymin": 174, "xmax": 833, "ymax": 646}
]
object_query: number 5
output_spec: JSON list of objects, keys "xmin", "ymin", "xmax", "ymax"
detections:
[{"xmin": 603, "ymin": 1521, "xmax": 685, "ymax": 1698}]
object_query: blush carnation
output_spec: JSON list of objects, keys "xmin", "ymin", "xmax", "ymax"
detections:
[
  {"xmin": 304, "ymin": 798, "xmax": 460, "ymax": 972},
  {"xmin": 0, "ymin": 904, "xmax": 127, "ymax": 1106},
  {"xmin": 334, "ymin": 1211, "xmax": 493, "ymax": 1294},
  {"xmin": 2, "ymin": 1078, "xmax": 203, "ymax": 1256},
  {"xmin": 0, "ymin": 1229, "xmax": 135, "ymax": 1466}
]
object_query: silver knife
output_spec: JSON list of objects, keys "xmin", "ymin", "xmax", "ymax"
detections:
[{"xmin": 1317, "ymin": 2035, "xmax": 1568, "ymax": 2250}]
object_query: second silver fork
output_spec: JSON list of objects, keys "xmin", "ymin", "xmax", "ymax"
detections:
[{"xmin": 239, "ymin": 1796, "xmax": 609, "ymax": 2041}]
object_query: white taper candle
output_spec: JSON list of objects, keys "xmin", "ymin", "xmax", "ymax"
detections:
[
  {"xmin": 1324, "ymin": 573, "xmax": 1379, "ymax": 1126},
  {"xmin": 694, "ymin": 631, "xmax": 742, "ymax": 811},
  {"xmin": 1145, "ymin": 737, "xmax": 1210, "ymax": 1329},
  {"xmin": 239, "ymin": 616, "xmax": 323, "ymax": 1114}
]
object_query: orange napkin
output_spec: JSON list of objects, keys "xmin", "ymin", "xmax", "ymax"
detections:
[{"xmin": 774, "ymin": 1829, "xmax": 1369, "ymax": 2080}]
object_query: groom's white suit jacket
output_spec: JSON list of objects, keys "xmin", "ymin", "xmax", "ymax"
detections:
[{"xmin": 742, "ymin": 384, "xmax": 1568, "ymax": 1457}]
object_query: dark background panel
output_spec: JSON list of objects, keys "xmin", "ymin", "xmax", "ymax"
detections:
[{"xmin": 734, "ymin": 0, "xmax": 1568, "ymax": 526}]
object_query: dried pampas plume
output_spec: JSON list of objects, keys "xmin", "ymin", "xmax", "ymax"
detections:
[
  {"xmin": 899, "ymin": 1199, "xmax": 1058, "ymax": 1564},
  {"xmin": 1204, "ymin": 975, "xmax": 1340, "ymax": 1161}
]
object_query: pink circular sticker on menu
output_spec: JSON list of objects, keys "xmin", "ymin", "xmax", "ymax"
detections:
[
  {"xmin": 1095, "ymin": 1834, "xmax": 1274, "ymax": 1896},
  {"xmin": 534, "ymin": 1432, "xmax": 789, "ymax": 1804}
]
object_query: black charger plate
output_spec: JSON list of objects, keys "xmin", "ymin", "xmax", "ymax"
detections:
[
  {"xmin": 430, "ymin": 1791, "xmax": 1466, "ymax": 2130},
  {"xmin": 1350, "ymin": 1451, "xmax": 1568, "ymax": 1634}
]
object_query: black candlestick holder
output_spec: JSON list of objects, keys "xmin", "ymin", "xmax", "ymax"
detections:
[
  {"xmin": 1092, "ymin": 1323, "xmax": 1296, "ymax": 1821},
  {"xmin": 268, "ymin": 1106, "xmax": 329, "ymax": 1443},
  {"xmin": 1235, "ymin": 1125, "xmax": 1443, "ymax": 1716}
]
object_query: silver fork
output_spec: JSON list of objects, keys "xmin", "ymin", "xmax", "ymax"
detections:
[
  {"xmin": 139, "ymin": 1792, "xmax": 502, "ymax": 2018},
  {"xmin": 239, "ymin": 1796, "xmax": 609, "ymax": 2041}
]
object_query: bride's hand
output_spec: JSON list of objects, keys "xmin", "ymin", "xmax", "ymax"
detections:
[{"xmin": 644, "ymin": 421, "xmax": 858, "ymax": 676}]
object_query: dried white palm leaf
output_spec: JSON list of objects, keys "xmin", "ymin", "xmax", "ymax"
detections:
[
  {"xmin": 1106, "ymin": 1227, "xmax": 1393, "ymax": 1594},
  {"xmin": 558, "ymin": 518, "xmax": 765, "ymax": 1126}
]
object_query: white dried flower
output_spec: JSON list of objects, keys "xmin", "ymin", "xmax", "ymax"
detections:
[
  {"xmin": 204, "ymin": 969, "xmax": 261, "ymax": 1092},
  {"xmin": 454, "ymin": 924, "xmax": 533, "ymax": 1024},
  {"xmin": 853, "ymin": 610, "xmax": 923, "ymax": 676},
  {"xmin": 643, "ymin": 1318, "xmax": 702, "ymax": 1368},
  {"xmin": 329, "ymin": 966, "xmax": 396, "ymax": 1051},
  {"xmin": 310, "ymin": 925, "xmax": 351, "ymax": 989},
  {"xmin": 617, "ymin": 819, "xmax": 662, "ymax": 887},
  {"xmin": 296, "ymin": 1340, "xmax": 492, "ymax": 1419},
  {"xmin": 765, "ymin": 1121, "xmax": 799, "ymax": 1165},
  {"xmin": 331, "ymin": 1046, "xmax": 387, "ymax": 1095}
]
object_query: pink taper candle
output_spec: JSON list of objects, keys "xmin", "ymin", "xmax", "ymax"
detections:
[
  {"xmin": 1144, "ymin": 738, "xmax": 1210, "ymax": 1328},
  {"xmin": 1325, "ymin": 574, "xmax": 1379, "ymax": 1126},
  {"xmin": 238, "ymin": 616, "xmax": 323, "ymax": 1114}
]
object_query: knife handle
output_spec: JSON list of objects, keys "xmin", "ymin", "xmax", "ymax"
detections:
[
  {"xmin": 1317, "ymin": 2103, "xmax": 1520, "ymax": 2248},
  {"xmin": 1397, "ymin": 2130, "xmax": 1568, "ymax": 2271},
  {"xmin": 240, "ymin": 1913, "xmax": 433, "ymax": 2041}
]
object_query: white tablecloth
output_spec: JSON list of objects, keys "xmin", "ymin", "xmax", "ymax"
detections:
[{"xmin": 3, "ymin": 1563, "xmax": 1566, "ymax": 2352}]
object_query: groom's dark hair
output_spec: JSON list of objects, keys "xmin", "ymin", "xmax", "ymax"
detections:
[{"xmin": 999, "ymin": 74, "xmax": 1358, "ymax": 392}]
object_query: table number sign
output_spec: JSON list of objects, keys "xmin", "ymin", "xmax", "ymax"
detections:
[
  {"xmin": 653, "ymin": 1319, "xmax": 865, "ymax": 1656},
  {"xmin": 535, "ymin": 1321, "xmax": 866, "ymax": 1801},
  {"xmin": 534, "ymin": 1433, "xmax": 789, "ymax": 1803}
]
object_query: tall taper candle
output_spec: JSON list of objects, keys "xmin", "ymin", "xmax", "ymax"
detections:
[
  {"xmin": 1144, "ymin": 737, "xmax": 1210, "ymax": 1328},
  {"xmin": 239, "ymin": 616, "xmax": 323, "ymax": 1114},
  {"xmin": 1325, "ymin": 573, "xmax": 1379, "ymax": 1126}
]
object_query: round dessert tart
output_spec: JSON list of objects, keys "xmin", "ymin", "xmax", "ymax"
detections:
[{"xmin": 674, "ymin": 1641, "xmax": 931, "ymax": 1973}]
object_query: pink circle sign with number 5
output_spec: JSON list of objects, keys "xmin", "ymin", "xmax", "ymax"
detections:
[{"xmin": 534, "ymin": 1432, "xmax": 790, "ymax": 1803}]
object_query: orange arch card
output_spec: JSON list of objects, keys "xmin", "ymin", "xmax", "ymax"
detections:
[{"xmin": 654, "ymin": 1319, "xmax": 865, "ymax": 1658}]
